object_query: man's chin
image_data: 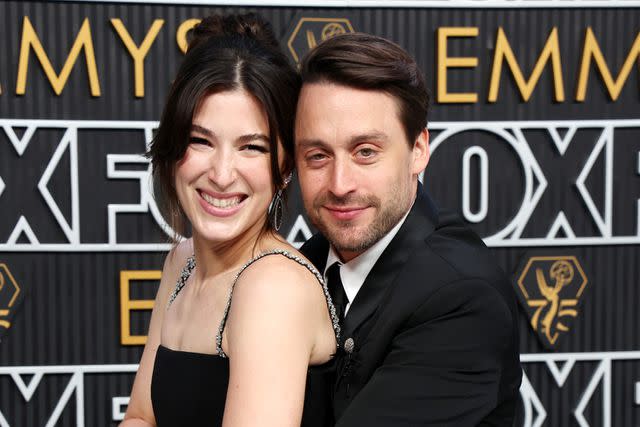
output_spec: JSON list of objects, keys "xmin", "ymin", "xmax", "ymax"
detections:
[
  {"xmin": 326, "ymin": 231, "xmax": 376, "ymax": 254},
  {"xmin": 313, "ymin": 216, "xmax": 376, "ymax": 247}
]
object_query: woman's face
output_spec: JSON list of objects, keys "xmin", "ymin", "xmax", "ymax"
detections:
[{"xmin": 174, "ymin": 89, "xmax": 280, "ymax": 245}]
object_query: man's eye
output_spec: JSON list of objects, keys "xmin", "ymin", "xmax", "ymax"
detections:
[
  {"xmin": 307, "ymin": 153, "xmax": 327, "ymax": 161},
  {"xmin": 358, "ymin": 148, "xmax": 376, "ymax": 157}
]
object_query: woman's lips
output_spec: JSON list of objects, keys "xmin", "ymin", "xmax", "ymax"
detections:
[{"xmin": 197, "ymin": 190, "xmax": 247, "ymax": 218}]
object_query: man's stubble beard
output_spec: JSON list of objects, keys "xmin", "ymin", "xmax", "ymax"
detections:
[{"xmin": 310, "ymin": 185, "xmax": 411, "ymax": 254}]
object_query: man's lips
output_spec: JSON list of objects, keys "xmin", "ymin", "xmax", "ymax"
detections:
[{"xmin": 323, "ymin": 205, "xmax": 369, "ymax": 221}]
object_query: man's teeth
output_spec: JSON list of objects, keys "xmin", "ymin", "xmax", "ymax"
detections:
[{"xmin": 201, "ymin": 192, "xmax": 241, "ymax": 208}]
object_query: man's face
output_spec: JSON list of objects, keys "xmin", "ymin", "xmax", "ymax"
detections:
[{"xmin": 295, "ymin": 82, "xmax": 429, "ymax": 262}]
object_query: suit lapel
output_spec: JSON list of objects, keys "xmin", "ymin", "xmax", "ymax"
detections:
[
  {"xmin": 342, "ymin": 186, "xmax": 438, "ymax": 338},
  {"xmin": 300, "ymin": 232, "xmax": 330, "ymax": 274},
  {"xmin": 300, "ymin": 185, "xmax": 439, "ymax": 342}
]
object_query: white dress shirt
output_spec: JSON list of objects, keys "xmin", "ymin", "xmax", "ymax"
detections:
[{"xmin": 323, "ymin": 207, "xmax": 412, "ymax": 314}]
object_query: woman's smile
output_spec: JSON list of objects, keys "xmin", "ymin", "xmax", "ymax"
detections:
[{"xmin": 197, "ymin": 190, "xmax": 248, "ymax": 218}]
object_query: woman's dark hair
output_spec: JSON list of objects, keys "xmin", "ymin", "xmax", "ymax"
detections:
[
  {"xmin": 300, "ymin": 32, "xmax": 429, "ymax": 145},
  {"xmin": 148, "ymin": 13, "xmax": 300, "ymax": 240}
]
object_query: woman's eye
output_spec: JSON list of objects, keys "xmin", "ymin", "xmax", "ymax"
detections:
[
  {"xmin": 189, "ymin": 136, "xmax": 209, "ymax": 145},
  {"xmin": 242, "ymin": 144, "xmax": 269, "ymax": 153}
]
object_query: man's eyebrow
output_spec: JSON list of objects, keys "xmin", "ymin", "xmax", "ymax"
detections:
[
  {"xmin": 296, "ymin": 138, "xmax": 328, "ymax": 149},
  {"xmin": 349, "ymin": 131, "xmax": 389, "ymax": 145},
  {"xmin": 237, "ymin": 133, "xmax": 270, "ymax": 144},
  {"xmin": 297, "ymin": 132, "xmax": 389, "ymax": 149}
]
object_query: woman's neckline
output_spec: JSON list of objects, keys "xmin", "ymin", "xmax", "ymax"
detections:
[{"xmin": 157, "ymin": 343, "xmax": 225, "ymax": 359}]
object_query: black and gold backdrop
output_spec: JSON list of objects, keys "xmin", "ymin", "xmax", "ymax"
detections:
[{"xmin": 0, "ymin": 1, "xmax": 639, "ymax": 425}]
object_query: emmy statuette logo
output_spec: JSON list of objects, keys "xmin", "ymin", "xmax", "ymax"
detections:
[
  {"xmin": 514, "ymin": 255, "xmax": 589, "ymax": 349},
  {"xmin": 285, "ymin": 16, "xmax": 355, "ymax": 63},
  {"xmin": 0, "ymin": 263, "xmax": 23, "ymax": 340}
]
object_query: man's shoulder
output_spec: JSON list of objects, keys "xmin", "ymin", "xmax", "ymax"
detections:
[
  {"xmin": 398, "ymin": 207, "xmax": 519, "ymax": 343},
  {"xmin": 425, "ymin": 208, "xmax": 503, "ymax": 281},
  {"xmin": 408, "ymin": 207, "xmax": 516, "ymax": 312}
]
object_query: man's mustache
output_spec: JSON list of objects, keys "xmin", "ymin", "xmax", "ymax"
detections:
[{"xmin": 313, "ymin": 193, "xmax": 380, "ymax": 208}]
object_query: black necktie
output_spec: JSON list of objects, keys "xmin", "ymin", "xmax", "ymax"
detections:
[{"xmin": 326, "ymin": 262, "xmax": 347, "ymax": 321}]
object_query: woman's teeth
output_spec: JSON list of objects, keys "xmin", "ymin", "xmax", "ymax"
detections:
[{"xmin": 201, "ymin": 192, "xmax": 241, "ymax": 208}]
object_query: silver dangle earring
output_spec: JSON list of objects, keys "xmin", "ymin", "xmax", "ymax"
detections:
[{"xmin": 268, "ymin": 173, "xmax": 292, "ymax": 231}]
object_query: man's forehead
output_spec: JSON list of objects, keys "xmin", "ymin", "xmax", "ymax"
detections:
[
  {"xmin": 299, "ymin": 81, "xmax": 385, "ymax": 97},
  {"xmin": 297, "ymin": 82, "xmax": 402, "ymax": 121}
]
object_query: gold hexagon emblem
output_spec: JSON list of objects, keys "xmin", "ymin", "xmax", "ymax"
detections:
[
  {"xmin": 515, "ymin": 255, "xmax": 589, "ymax": 349},
  {"xmin": 0, "ymin": 263, "xmax": 23, "ymax": 335},
  {"xmin": 286, "ymin": 17, "xmax": 355, "ymax": 63}
]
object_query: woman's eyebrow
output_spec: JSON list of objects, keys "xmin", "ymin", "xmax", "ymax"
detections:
[
  {"xmin": 190, "ymin": 124, "xmax": 215, "ymax": 138},
  {"xmin": 237, "ymin": 133, "xmax": 270, "ymax": 144}
]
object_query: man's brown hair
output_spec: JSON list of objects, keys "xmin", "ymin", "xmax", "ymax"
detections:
[{"xmin": 299, "ymin": 32, "xmax": 429, "ymax": 144}]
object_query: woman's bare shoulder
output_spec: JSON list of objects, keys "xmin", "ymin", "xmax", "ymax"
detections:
[
  {"xmin": 246, "ymin": 247, "xmax": 322, "ymax": 286},
  {"xmin": 229, "ymin": 248, "xmax": 325, "ymax": 310},
  {"xmin": 163, "ymin": 239, "xmax": 194, "ymax": 273},
  {"xmin": 156, "ymin": 238, "xmax": 194, "ymax": 295}
]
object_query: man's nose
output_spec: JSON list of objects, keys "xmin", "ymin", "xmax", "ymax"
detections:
[{"xmin": 329, "ymin": 157, "xmax": 357, "ymax": 198}]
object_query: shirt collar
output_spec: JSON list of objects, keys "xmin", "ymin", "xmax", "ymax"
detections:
[{"xmin": 323, "ymin": 203, "xmax": 413, "ymax": 312}]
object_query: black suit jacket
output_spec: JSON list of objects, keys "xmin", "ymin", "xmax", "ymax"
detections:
[{"xmin": 301, "ymin": 186, "xmax": 521, "ymax": 426}]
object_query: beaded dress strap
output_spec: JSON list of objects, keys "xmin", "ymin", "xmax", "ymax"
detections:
[
  {"xmin": 215, "ymin": 249, "xmax": 341, "ymax": 358},
  {"xmin": 166, "ymin": 255, "xmax": 196, "ymax": 308}
]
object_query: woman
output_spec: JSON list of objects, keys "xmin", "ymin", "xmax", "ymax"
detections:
[{"xmin": 121, "ymin": 14, "xmax": 339, "ymax": 427}]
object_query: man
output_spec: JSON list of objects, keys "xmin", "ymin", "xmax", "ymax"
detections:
[{"xmin": 295, "ymin": 32, "xmax": 521, "ymax": 426}]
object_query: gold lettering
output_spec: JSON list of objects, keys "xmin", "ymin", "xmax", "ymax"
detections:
[
  {"xmin": 488, "ymin": 27, "xmax": 564, "ymax": 102},
  {"xmin": 576, "ymin": 27, "xmax": 640, "ymax": 101},
  {"xmin": 176, "ymin": 19, "xmax": 201, "ymax": 54},
  {"xmin": 111, "ymin": 19, "xmax": 164, "ymax": 98},
  {"xmin": 120, "ymin": 270, "xmax": 159, "ymax": 345},
  {"xmin": 437, "ymin": 27, "xmax": 479, "ymax": 103},
  {"xmin": 16, "ymin": 16, "xmax": 101, "ymax": 96}
]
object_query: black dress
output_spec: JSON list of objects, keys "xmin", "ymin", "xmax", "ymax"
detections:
[{"xmin": 151, "ymin": 249, "xmax": 340, "ymax": 427}]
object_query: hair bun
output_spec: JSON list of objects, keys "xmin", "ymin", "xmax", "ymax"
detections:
[{"xmin": 188, "ymin": 13, "xmax": 279, "ymax": 52}]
